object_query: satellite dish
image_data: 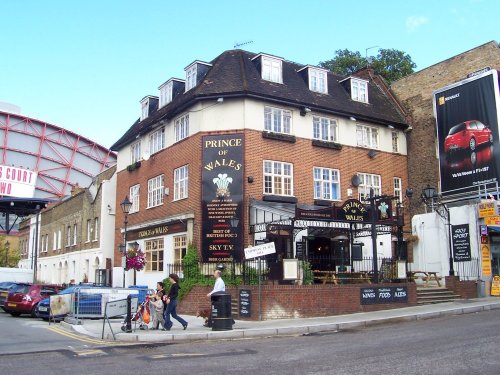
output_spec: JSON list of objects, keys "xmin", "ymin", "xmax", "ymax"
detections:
[
  {"xmin": 142, "ymin": 151, "xmax": 150, "ymax": 161},
  {"xmin": 351, "ymin": 175, "xmax": 361, "ymax": 187}
]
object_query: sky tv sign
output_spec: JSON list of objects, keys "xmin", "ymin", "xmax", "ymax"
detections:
[{"xmin": 433, "ymin": 69, "xmax": 500, "ymax": 195}]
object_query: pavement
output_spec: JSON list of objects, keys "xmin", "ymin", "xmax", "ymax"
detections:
[{"xmin": 60, "ymin": 297, "xmax": 500, "ymax": 343}]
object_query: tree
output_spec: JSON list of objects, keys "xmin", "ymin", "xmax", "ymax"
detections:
[{"xmin": 319, "ymin": 48, "xmax": 416, "ymax": 84}]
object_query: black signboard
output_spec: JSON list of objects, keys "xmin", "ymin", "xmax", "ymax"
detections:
[
  {"xmin": 360, "ymin": 287, "xmax": 408, "ymax": 305},
  {"xmin": 202, "ymin": 134, "xmax": 244, "ymax": 262},
  {"xmin": 452, "ymin": 224, "xmax": 472, "ymax": 261},
  {"xmin": 239, "ymin": 289, "xmax": 251, "ymax": 317},
  {"xmin": 337, "ymin": 199, "xmax": 369, "ymax": 222},
  {"xmin": 296, "ymin": 241, "xmax": 305, "ymax": 259},
  {"xmin": 434, "ymin": 70, "xmax": 500, "ymax": 195}
]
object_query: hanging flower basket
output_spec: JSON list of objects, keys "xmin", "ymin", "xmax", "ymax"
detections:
[
  {"xmin": 125, "ymin": 248, "xmax": 146, "ymax": 271},
  {"xmin": 406, "ymin": 234, "xmax": 419, "ymax": 243}
]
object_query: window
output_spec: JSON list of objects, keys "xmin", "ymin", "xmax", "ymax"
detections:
[
  {"xmin": 314, "ymin": 167, "xmax": 340, "ymax": 200},
  {"xmin": 185, "ymin": 65, "xmax": 197, "ymax": 91},
  {"xmin": 86, "ymin": 220, "xmax": 91, "ymax": 242},
  {"xmin": 394, "ymin": 177, "xmax": 402, "ymax": 203},
  {"xmin": 58, "ymin": 229, "xmax": 62, "ymax": 249},
  {"xmin": 351, "ymin": 78, "xmax": 368, "ymax": 103},
  {"xmin": 264, "ymin": 160, "xmax": 293, "ymax": 196},
  {"xmin": 66, "ymin": 226, "xmax": 71, "ymax": 247},
  {"xmin": 94, "ymin": 217, "xmax": 99, "ymax": 241},
  {"xmin": 41, "ymin": 235, "xmax": 46, "ymax": 253},
  {"xmin": 264, "ymin": 106, "xmax": 292, "ymax": 134},
  {"xmin": 147, "ymin": 174, "xmax": 164, "ymax": 208},
  {"xmin": 141, "ymin": 100, "xmax": 148, "ymax": 120},
  {"xmin": 392, "ymin": 131, "xmax": 399, "ymax": 153},
  {"xmin": 173, "ymin": 235, "xmax": 187, "ymax": 264},
  {"xmin": 175, "ymin": 114, "xmax": 189, "ymax": 142},
  {"xmin": 45, "ymin": 235, "xmax": 49, "ymax": 252},
  {"xmin": 358, "ymin": 173, "xmax": 381, "ymax": 201},
  {"xmin": 261, "ymin": 56, "xmax": 282, "ymax": 83},
  {"xmin": 73, "ymin": 224, "xmax": 77, "ymax": 245},
  {"xmin": 356, "ymin": 125, "xmax": 379, "ymax": 149},
  {"xmin": 174, "ymin": 165, "xmax": 189, "ymax": 201},
  {"xmin": 145, "ymin": 238, "xmax": 164, "ymax": 272},
  {"xmin": 309, "ymin": 68, "xmax": 327, "ymax": 94},
  {"xmin": 130, "ymin": 184, "xmax": 140, "ymax": 213},
  {"xmin": 313, "ymin": 116, "xmax": 338, "ymax": 142},
  {"xmin": 131, "ymin": 142, "xmax": 141, "ymax": 164},
  {"xmin": 149, "ymin": 127, "xmax": 165, "ymax": 154},
  {"xmin": 159, "ymin": 81, "xmax": 173, "ymax": 108}
]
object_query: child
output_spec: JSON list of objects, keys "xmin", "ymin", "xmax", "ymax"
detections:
[{"xmin": 150, "ymin": 281, "xmax": 165, "ymax": 330}]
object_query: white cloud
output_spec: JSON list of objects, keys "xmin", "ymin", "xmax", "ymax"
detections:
[{"xmin": 406, "ymin": 16, "xmax": 429, "ymax": 32}]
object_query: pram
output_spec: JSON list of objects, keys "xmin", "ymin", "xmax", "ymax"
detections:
[{"xmin": 121, "ymin": 295, "xmax": 151, "ymax": 331}]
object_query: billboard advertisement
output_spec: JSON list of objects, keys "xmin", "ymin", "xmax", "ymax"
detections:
[
  {"xmin": 433, "ymin": 69, "xmax": 500, "ymax": 195},
  {"xmin": 201, "ymin": 134, "xmax": 244, "ymax": 262},
  {"xmin": 0, "ymin": 165, "xmax": 38, "ymax": 198}
]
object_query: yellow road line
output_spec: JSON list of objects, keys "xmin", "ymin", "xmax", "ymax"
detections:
[
  {"xmin": 74, "ymin": 349, "xmax": 107, "ymax": 357},
  {"xmin": 48, "ymin": 326, "xmax": 116, "ymax": 345}
]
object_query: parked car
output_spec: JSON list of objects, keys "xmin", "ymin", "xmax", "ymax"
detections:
[
  {"xmin": 36, "ymin": 285, "xmax": 102, "ymax": 321},
  {"xmin": 3, "ymin": 283, "xmax": 60, "ymax": 317},
  {"xmin": 444, "ymin": 120, "xmax": 493, "ymax": 153},
  {"xmin": 0, "ymin": 282, "xmax": 18, "ymax": 310}
]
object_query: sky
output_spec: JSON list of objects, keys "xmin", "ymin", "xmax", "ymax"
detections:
[{"xmin": 1, "ymin": 0, "xmax": 499, "ymax": 150}]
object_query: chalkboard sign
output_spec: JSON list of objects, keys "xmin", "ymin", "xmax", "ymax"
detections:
[
  {"xmin": 360, "ymin": 287, "xmax": 408, "ymax": 305},
  {"xmin": 296, "ymin": 241, "xmax": 305, "ymax": 259},
  {"xmin": 239, "ymin": 289, "xmax": 251, "ymax": 317},
  {"xmin": 452, "ymin": 224, "xmax": 471, "ymax": 261}
]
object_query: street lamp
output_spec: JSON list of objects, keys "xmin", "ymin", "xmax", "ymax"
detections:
[
  {"xmin": 120, "ymin": 196, "xmax": 133, "ymax": 287},
  {"xmin": 421, "ymin": 185, "xmax": 455, "ymax": 276}
]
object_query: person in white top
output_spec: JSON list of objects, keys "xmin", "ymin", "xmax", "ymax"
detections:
[{"xmin": 207, "ymin": 270, "xmax": 225, "ymax": 297}]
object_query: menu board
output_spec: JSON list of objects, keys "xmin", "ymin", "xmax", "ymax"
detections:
[
  {"xmin": 239, "ymin": 289, "xmax": 251, "ymax": 317},
  {"xmin": 452, "ymin": 224, "xmax": 471, "ymax": 261},
  {"xmin": 360, "ymin": 287, "xmax": 408, "ymax": 305}
]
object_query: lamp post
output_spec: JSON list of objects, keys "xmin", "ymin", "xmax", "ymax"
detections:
[
  {"xmin": 421, "ymin": 185, "xmax": 455, "ymax": 276},
  {"xmin": 120, "ymin": 196, "xmax": 133, "ymax": 287},
  {"xmin": 4, "ymin": 240, "xmax": 9, "ymax": 267}
]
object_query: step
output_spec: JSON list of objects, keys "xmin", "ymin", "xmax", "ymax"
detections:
[{"xmin": 416, "ymin": 287, "xmax": 461, "ymax": 305}]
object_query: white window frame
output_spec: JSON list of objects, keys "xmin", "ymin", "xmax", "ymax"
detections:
[
  {"xmin": 358, "ymin": 173, "xmax": 381, "ymax": 201},
  {"xmin": 264, "ymin": 106, "xmax": 292, "ymax": 134},
  {"xmin": 131, "ymin": 141, "xmax": 141, "ymax": 164},
  {"xmin": 185, "ymin": 65, "xmax": 197, "ymax": 91},
  {"xmin": 86, "ymin": 219, "xmax": 91, "ymax": 243},
  {"xmin": 313, "ymin": 116, "xmax": 338, "ymax": 142},
  {"xmin": 309, "ymin": 68, "xmax": 328, "ymax": 94},
  {"xmin": 262, "ymin": 56, "xmax": 283, "ymax": 83},
  {"xmin": 53, "ymin": 232, "xmax": 57, "ymax": 251},
  {"xmin": 93, "ymin": 217, "xmax": 99, "ymax": 241},
  {"xmin": 145, "ymin": 238, "xmax": 164, "ymax": 272},
  {"xmin": 174, "ymin": 165, "xmax": 189, "ymax": 201},
  {"xmin": 392, "ymin": 131, "xmax": 399, "ymax": 153},
  {"xmin": 175, "ymin": 114, "xmax": 189, "ymax": 142},
  {"xmin": 263, "ymin": 160, "xmax": 293, "ymax": 196},
  {"xmin": 173, "ymin": 235, "xmax": 187, "ymax": 264},
  {"xmin": 73, "ymin": 223, "xmax": 77, "ymax": 245},
  {"xmin": 149, "ymin": 127, "xmax": 165, "ymax": 154},
  {"xmin": 313, "ymin": 167, "xmax": 341, "ymax": 201},
  {"xmin": 394, "ymin": 177, "xmax": 403, "ymax": 203},
  {"xmin": 58, "ymin": 229, "xmax": 62, "ymax": 249},
  {"xmin": 130, "ymin": 184, "xmax": 140, "ymax": 213},
  {"xmin": 351, "ymin": 78, "xmax": 368, "ymax": 103},
  {"xmin": 141, "ymin": 99, "xmax": 149, "ymax": 120},
  {"xmin": 45, "ymin": 235, "xmax": 49, "ymax": 252},
  {"xmin": 356, "ymin": 124, "xmax": 379, "ymax": 149},
  {"xmin": 147, "ymin": 174, "xmax": 164, "ymax": 208},
  {"xmin": 41, "ymin": 235, "xmax": 46, "ymax": 253},
  {"xmin": 159, "ymin": 81, "xmax": 173, "ymax": 108}
]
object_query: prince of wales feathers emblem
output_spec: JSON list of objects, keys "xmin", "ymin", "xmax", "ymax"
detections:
[{"xmin": 213, "ymin": 173, "xmax": 233, "ymax": 197}]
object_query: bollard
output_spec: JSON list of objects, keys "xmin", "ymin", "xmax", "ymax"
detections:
[{"xmin": 126, "ymin": 294, "xmax": 132, "ymax": 333}]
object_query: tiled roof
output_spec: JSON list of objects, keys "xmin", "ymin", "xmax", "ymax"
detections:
[{"xmin": 111, "ymin": 50, "xmax": 407, "ymax": 150}]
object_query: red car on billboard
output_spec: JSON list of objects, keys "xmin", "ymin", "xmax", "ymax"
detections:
[{"xmin": 444, "ymin": 120, "xmax": 493, "ymax": 153}]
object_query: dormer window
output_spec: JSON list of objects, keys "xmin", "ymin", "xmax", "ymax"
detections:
[
  {"xmin": 141, "ymin": 99, "xmax": 149, "ymax": 121},
  {"xmin": 184, "ymin": 61, "xmax": 212, "ymax": 92},
  {"xmin": 253, "ymin": 54, "xmax": 283, "ymax": 83},
  {"xmin": 140, "ymin": 96, "xmax": 158, "ymax": 120},
  {"xmin": 309, "ymin": 68, "xmax": 328, "ymax": 94},
  {"xmin": 185, "ymin": 64, "xmax": 197, "ymax": 91},
  {"xmin": 159, "ymin": 81, "xmax": 173, "ymax": 108},
  {"xmin": 351, "ymin": 78, "xmax": 368, "ymax": 103}
]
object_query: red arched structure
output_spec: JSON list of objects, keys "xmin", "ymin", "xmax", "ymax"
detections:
[{"xmin": 0, "ymin": 109, "xmax": 117, "ymax": 199}]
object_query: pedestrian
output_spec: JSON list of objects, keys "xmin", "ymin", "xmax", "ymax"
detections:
[
  {"xmin": 163, "ymin": 273, "xmax": 188, "ymax": 331},
  {"xmin": 205, "ymin": 269, "xmax": 226, "ymax": 327},
  {"xmin": 150, "ymin": 281, "xmax": 165, "ymax": 330}
]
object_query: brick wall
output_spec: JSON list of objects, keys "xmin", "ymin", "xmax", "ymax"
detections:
[
  {"xmin": 445, "ymin": 276, "xmax": 478, "ymax": 299},
  {"xmin": 178, "ymin": 283, "xmax": 419, "ymax": 320}
]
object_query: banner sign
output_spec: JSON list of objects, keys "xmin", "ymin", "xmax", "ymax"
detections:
[
  {"xmin": 360, "ymin": 287, "xmax": 408, "ymax": 305},
  {"xmin": 202, "ymin": 134, "xmax": 244, "ymax": 262},
  {"xmin": 433, "ymin": 69, "xmax": 500, "ymax": 195},
  {"xmin": 0, "ymin": 165, "xmax": 38, "ymax": 198},
  {"xmin": 478, "ymin": 200, "xmax": 499, "ymax": 218},
  {"xmin": 481, "ymin": 244, "xmax": 492, "ymax": 277},
  {"xmin": 451, "ymin": 224, "xmax": 472, "ymax": 261}
]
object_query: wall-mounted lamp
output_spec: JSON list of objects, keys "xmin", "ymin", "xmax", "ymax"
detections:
[
  {"xmin": 405, "ymin": 188, "xmax": 414, "ymax": 199},
  {"xmin": 247, "ymin": 176, "xmax": 254, "ymax": 183},
  {"xmin": 349, "ymin": 116, "xmax": 357, "ymax": 122},
  {"xmin": 368, "ymin": 149, "xmax": 377, "ymax": 159},
  {"xmin": 217, "ymin": 97, "xmax": 224, "ymax": 103},
  {"xmin": 387, "ymin": 124, "xmax": 395, "ymax": 129},
  {"xmin": 300, "ymin": 107, "xmax": 311, "ymax": 116}
]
